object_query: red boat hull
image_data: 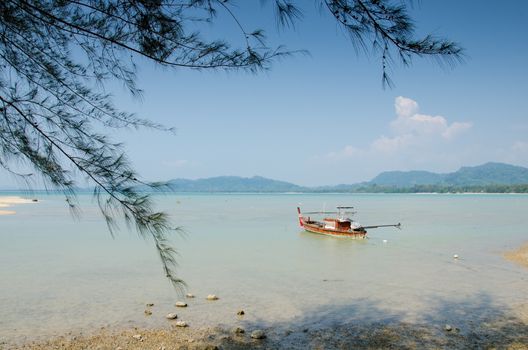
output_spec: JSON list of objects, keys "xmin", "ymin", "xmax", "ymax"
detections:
[{"xmin": 301, "ymin": 220, "xmax": 367, "ymax": 239}]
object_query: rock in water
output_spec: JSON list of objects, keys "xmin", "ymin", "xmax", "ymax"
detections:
[
  {"xmin": 232, "ymin": 326, "xmax": 245, "ymax": 334},
  {"xmin": 453, "ymin": 254, "xmax": 459, "ymax": 259},
  {"xmin": 132, "ymin": 334, "xmax": 142, "ymax": 340},
  {"xmin": 144, "ymin": 309, "xmax": 152, "ymax": 316},
  {"xmin": 185, "ymin": 293, "xmax": 195, "ymax": 298},
  {"xmin": 250, "ymin": 330, "xmax": 266, "ymax": 339},
  {"xmin": 206, "ymin": 294, "xmax": 219, "ymax": 301},
  {"xmin": 175, "ymin": 301, "xmax": 188, "ymax": 307},
  {"xmin": 175, "ymin": 321, "xmax": 188, "ymax": 327},
  {"xmin": 146, "ymin": 303, "xmax": 154, "ymax": 307},
  {"xmin": 165, "ymin": 313, "xmax": 178, "ymax": 320},
  {"xmin": 237, "ymin": 310, "xmax": 245, "ymax": 315},
  {"xmin": 445, "ymin": 324, "xmax": 453, "ymax": 331}
]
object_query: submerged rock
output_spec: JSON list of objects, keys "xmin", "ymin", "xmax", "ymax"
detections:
[
  {"xmin": 206, "ymin": 294, "xmax": 219, "ymax": 301},
  {"xmin": 175, "ymin": 301, "xmax": 188, "ymax": 307},
  {"xmin": 250, "ymin": 330, "xmax": 266, "ymax": 339},
  {"xmin": 232, "ymin": 326, "xmax": 245, "ymax": 334},
  {"xmin": 165, "ymin": 313, "xmax": 178, "ymax": 320},
  {"xmin": 185, "ymin": 293, "xmax": 195, "ymax": 298},
  {"xmin": 144, "ymin": 309, "xmax": 152, "ymax": 316},
  {"xmin": 146, "ymin": 303, "xmax": 154, "ymax": 307},
  {"xmin": 237, "ymin": 310, "xmax": 245, "ymax": 316}
]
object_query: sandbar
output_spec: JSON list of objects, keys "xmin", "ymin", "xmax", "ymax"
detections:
[
  {"xmin": 504, "ymin": 242, "xmax": 528, "ymax": 269},
  {"xmin": 0, "ymin": 196, "xmax": 35, "ymax": 215}
]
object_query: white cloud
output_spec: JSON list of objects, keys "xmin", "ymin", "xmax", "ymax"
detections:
[
  {"xmin": 371, "ymin": 134, "xmax": 413, "ymax": 153},
  {"xmin": 322, "ymin": 96, "xmax": 472, "ymax": 159},
  {"xmin": 442, "ymin": 121, "xmax": 473, "ymax": 139},
  {"xmin": 325, "ymin": 145, "xmax": 363, "ymax": 160},
  {"xmin": 512, "ymin": 141, "xmax": 528, "ymax": 152},
  {"xmin": 391, "ymin": 96, "xmax": 472, "ymax": 139},
  {"xmin": 394, "ymin": 96, "xmax": 419, "ymax": 118}
]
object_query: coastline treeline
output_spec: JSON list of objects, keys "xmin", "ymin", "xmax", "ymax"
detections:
[{"xmin": 321, "ymin": 183, "xmax": 528, "ymax": 194}]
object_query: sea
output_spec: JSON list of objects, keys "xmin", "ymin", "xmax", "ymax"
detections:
[{"xmin": 1, "ymin": 193, "xmax": 527, "ymax": 344}]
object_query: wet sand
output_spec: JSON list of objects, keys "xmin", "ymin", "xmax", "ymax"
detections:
[
  {"xmin": 504, "ymin": 242, "xmax": 528, "ymax": 269},
  {"xmin": 10, "ymin": 318, "xmax": 528, "ymax": 350}
]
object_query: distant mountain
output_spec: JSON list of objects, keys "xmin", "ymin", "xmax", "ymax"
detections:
[
  {"xmin": 4, "ymin": 163, "xmax": 527, "ymax": 193},
  {"xmin": 135, "ymin": 162, "xmax": 528, "ymax": 193},
  {"xmin": 369, "ymin": 162, "xmax": 528, "ymax": 187},
  {"xmin": 369, "ymin": 170, "xmax": 445, "ymax": 186},
  {"xmin": 166, "ymin": 176, "xmax": 306, "ymax": 192},
  {"xmin": 444, "ymin": 162, "xmax": 528, "ymax": 186}
]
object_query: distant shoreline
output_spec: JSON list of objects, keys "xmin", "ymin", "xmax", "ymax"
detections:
[{"xmin": 2, "ymin": 190, "xmax": 528, "ymax": 195}]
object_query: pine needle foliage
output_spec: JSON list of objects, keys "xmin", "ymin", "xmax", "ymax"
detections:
[{"xmin": 0, "ymin": 0, "xmax": 463, "ymax": 289}]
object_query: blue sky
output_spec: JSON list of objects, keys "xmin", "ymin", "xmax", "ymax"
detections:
[{"xmin": 4, "ymin": 1, "xmax": 528, "ymax": 188}]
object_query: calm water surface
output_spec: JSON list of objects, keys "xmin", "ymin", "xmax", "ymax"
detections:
[{"xmin": 1, "ymin": 193, "xmax": 527, "ymax": 344}]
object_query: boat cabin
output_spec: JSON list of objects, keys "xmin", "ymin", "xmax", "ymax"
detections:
[{"xmin": 323, "ymin": 218, "xmax": 351, "ymax": 231}]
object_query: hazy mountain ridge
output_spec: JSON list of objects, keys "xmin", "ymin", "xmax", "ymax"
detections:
[
  {"xmin": 5, "ymin": 163, "xmax": 526, "ymax": 193},
  {"xmin": 162, "ymin": 163, "xmax": 528, "ymax": 192},
  {"xmin": 371, "ymin": 162, "xmax": 528, "ymax": 187},
  {"xmin": 167, "ymin": 175, "xmax": 307, "ymax": 192}
]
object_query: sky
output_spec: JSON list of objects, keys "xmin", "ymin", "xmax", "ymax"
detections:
[{"xmin": 3, "ymin": 1, "xmax": 528, "ymax": 188}]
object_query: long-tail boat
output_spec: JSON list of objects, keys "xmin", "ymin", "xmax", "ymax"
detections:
[{"xmin": 297, "ymin": 206, "xmax": 400, "ymax": 238}]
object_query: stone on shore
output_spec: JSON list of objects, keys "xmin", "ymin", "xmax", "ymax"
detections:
[
  {"xmin": 206, "ymin": 294, "xmax": 219, "ymax": 301},
  {"xmin": 445, "ymin": 324, "xmax": 453, "ymax": 331},
  {"xmin": 132, "ymin": 334, "xmax": 142, "ymax": 340},
  {"xmin": 175, "ymin": 321, "xmax": 188, "ymax": 327},
  {"xmin": 186, "ymin": 293, "xmax": 195, "ymax": 298},
  {"xmin": 250, "ymin": 330, "xmax": 266, "ymax": 339},
  {"xmin": 175, "ymin": 301, "xmax": 188, "ymax": 307},
  {"xmin": 165, "ymin": 313, "xmax": 178, "ymax": 320}
]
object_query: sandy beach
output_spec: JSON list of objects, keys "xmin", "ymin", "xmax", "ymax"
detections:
[
  {"xmin": 11, "ymin": 316, "xmax": 528, "ymax": 350},
  {"xmin": 0, "ymin": 196, "xmax": 35, "ymax": 215},
  {"xmin": 504, "ymin": 242, "xmax": 528, "ymax": 269}
]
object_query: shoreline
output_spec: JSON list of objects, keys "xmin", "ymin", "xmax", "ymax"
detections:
[
  {"xmin": 10, "ymin": 316, "xmax": 528, "ymax": 350},
  {"xmin": 504, "ymin": 242, "xmax": 528, "ymax": 269}
]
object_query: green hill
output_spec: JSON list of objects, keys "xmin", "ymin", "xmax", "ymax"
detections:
[
  {"xmin": 151, "ymin": 162, "xmax": 528, "ymax": 193},
  {"xmin": 166, "ymin": 176, "xmax": 306, "ymax": 192},
  {"xmin": 369, "ymin": 162, "xmax": 528, "ymax": 187},
  {"xmin": 369, "ymin": 170, "xmax": 445, "ymax": 186}
]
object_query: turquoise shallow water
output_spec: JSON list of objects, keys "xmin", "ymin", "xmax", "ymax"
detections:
[{"xmin": 1, "ymin": 193, "xmax": 527, "ymax": 344}]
